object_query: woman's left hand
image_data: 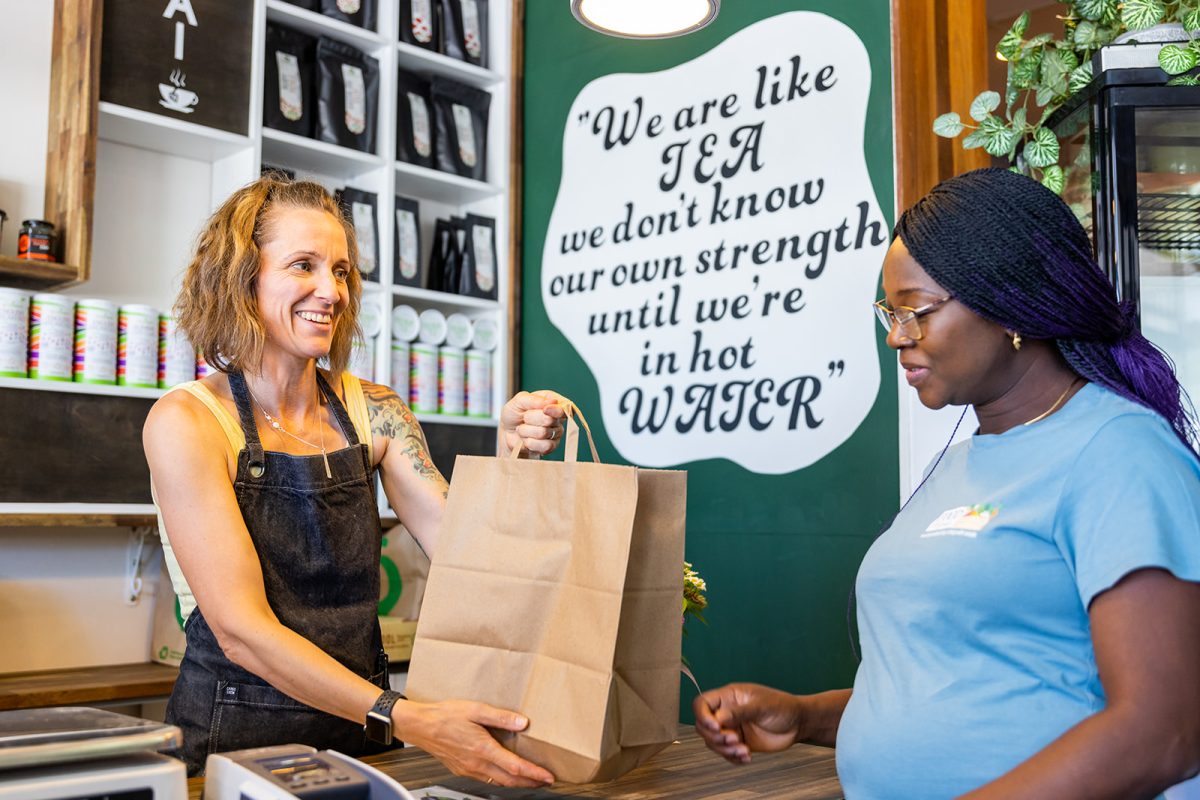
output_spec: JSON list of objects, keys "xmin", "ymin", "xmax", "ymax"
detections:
[{"xmin": 500, "ymin": 390, "xmax": 567, "ymax": 457}]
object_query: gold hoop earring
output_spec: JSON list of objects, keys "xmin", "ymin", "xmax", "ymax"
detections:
[{"xmin": 1011, "ymin": 332, "xmax": 1022, "ymax": 351}]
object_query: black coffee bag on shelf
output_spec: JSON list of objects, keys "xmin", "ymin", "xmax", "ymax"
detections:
[
  {"xmin": 439, "ymin": 0, "xmax": 487, "ymax": 67},
  {"xmin": 319, "ymin": 0, "xmax": 377, "ymax": 31},
  {"xmin": 264, "ymin": 24, "xmax": 317, "ymax": 138},
  {"xmin": 395, "ymin": 71, "xmax": 435, "ymax": 169},
  {"xmin": 394, "ymin": 196, "xmax": 422, "ymax": 287},
  {"xmin": 430, "ymin": 76, "xmax": 490, "ymax": 180},
  {"xmin": 316, "ymin": 37, "xmax": 380, "ymax": 153},
  {"xmin": 400, "ymin": 0, "xmax": 438, "ymax": 50},
  {"xmin": 439, "ymin": 217, "xmax": 464, "ymax": 294},
  {"xmin": 450, "ymin": 216, "xmax": 473, "ymax": 296},
  {"xmin": 427, "ymin": 218, "xmax": 448, "ymax": 292},
  {"xmin": 337, "ymin": 187, "xmax": 379, "ymax": 281},
  {"xmin": 464, "ymin": 213, "xmax": 498, "ymax": 300}
]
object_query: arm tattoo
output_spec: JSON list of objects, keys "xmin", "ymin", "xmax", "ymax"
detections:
[{"xmin": 363, "ymin": 382, "xmax": 448, "ymax": 492}]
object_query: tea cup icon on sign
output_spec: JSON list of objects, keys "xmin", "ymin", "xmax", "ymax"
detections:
[{"xmin": 159, "ymin": 70, "xmax": 199, "ymax": 113}]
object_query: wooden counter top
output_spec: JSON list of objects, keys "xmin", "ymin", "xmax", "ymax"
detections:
[{"xmin": 187, "ymin": 725, "xmax": 842, "ymax": 799}]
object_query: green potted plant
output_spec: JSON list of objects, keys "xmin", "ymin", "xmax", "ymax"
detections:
[{"xmin": 933, "ymin": 0, "xmax": 1200, "ymax": 193}]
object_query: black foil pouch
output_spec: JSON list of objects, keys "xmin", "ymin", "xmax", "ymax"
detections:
[
  {"xmin": 400, "ymin": 0, "xmax": 438, "ymax": 50},
  {"xmin": 319, "ymin": 0, "xmax": 377, "ymax": 31},
  {"xmin": 264, "ymin": 24, "xmax": 317, "ymax": 138},
  {"xmin": 394, "ymin": 196, "xmax": 422, "ymax": 287},
  {"xmin": 439, "ymin": 217, "xmax": 464, "ymax": 294},
  {"xmin": 463, "ymin": 213, "xmax": 497, "ymax": 299},
  {"xmin": 395, "ymin": 71, "xmax": 435, "ymax": 168},
  {"xmin": 428, "ymin": 218, "xmax": 450, "ymax": 292},
  {"xmin": 316, "ymin": 37, "xmax": 380, "ymax": 153},
  {"xmin": 439, "ymin": 0, "xmax": 487, "ymax": 67},
  {"xmin": 449, "ymin": 216, "xmax": 473, "ymax": 295},
  {"xmin": 337, "ymin": 187, "xmax": 379, "ymax": 281},
  {"xmin": 430, "ymin": 76, "xmax": 490, "ymax": 180}
]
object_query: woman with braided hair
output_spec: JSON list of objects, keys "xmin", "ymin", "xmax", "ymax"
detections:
[{"xmin": 693, "ymin": 168, "xmax": 1200, "ymax": 798}]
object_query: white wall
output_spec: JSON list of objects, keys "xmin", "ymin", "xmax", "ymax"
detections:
[{"xmin": 0, "ymin": 529, "xmax": 161, "ymax": 673}]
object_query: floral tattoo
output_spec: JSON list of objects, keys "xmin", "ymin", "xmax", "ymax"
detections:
[{"xmin": 363, "ymin": 382, "xmax": 448, "ymax": 496}]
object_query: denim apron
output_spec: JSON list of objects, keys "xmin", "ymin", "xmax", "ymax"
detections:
[{"xmin": 165, "ymin": 371, "xmax": 387, "ymax": 776}]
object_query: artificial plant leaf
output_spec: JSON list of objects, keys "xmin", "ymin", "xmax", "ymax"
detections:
[
  {"xmin": 1023, "ymin": 126, "xmax": 1061, "ymax": 168},
  {"xmin": 1041, "ymin": 165, "xmax": 1065, "ymax": 194},
  {"xmin": 981, "ymin": 116, "xmax": 1017, "ymax": 157},
  {"xmin": 1013, "ymin": 52, "xmax": 1042, "ymax": 88},
  {"xmin": 1012, "ymin": 106, "xmax": 1028, "ymax": 132},
  {"xmin": 1024, "ymin": 33, "xmax": 1055, "ymax": 48},
  {"xmin": 1006, "ymin": 78, "xmax": 1021, "ymax": 112},
  {"xmin": 962, "ymin": 129, "xmax": 989, "ymax": 149},
  {"xmin": 970, "ymin": 91, "xmax": 1002, "ymax": 121},
  {"xmin": 1185, "ymin": 7, "xmax": 1200, "ymax": 32},
  {"xmin": 1073, "ymin": 20, "xmax": 1101, "ymax": 48},
  {"xmin": 1075, "ymin": 0, "xmax": 1117, "ymax": 21},
  {"xmin": 1041, "ymin": 47, "xmax": 1071, "ymax": 86},
  {"xmin": 997, "ymin": 11, "xmax": 1030, "ymax": 60},
  {"xmin": 933, "ymin": 112, "xmax": 965, "ymax": 137},
  {"xmin": 1059, "ymin": 48, "xmax": 1080, "ymax": 72},
  {"xmin": 1166, "ymin": 73, "xmax": 1200, "ymax": 85},
  {"xmin": 1159, "ymin": 43, "xmax": 1199, "ymax": 75},
  {"xmin": 1036, "ymin": 84, "xmax": 1058, "ymax": 106},
  {"xmin": 1069, "ymin": 62, "xmax": 1095, "ymax": 94},
  {"xmin": 1120, "ymin": 0, "xmax": 1166, "ymax": 31}
]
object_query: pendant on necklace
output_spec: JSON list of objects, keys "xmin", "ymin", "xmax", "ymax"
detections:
[{"xmin": 322, "ymin": 449, "xmax": 332, "ymax": 480}]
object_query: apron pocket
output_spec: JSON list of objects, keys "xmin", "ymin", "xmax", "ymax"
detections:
[{"xmin": 209, "ymin": 680, "xmax": 367, "ymax": 757}]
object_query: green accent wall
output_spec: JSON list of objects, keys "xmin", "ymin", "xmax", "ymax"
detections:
[{"xmin": 521, "ymin": 1, "xmax": 897, "ymax": 713}]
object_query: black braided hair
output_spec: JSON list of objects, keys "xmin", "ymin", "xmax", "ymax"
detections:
[{"xmin": 893, "ymin": 167, "xmax": 1197, "ymax": 452}]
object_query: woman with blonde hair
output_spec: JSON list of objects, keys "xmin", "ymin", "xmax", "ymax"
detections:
[{"xmin": 145, "ymin": 176, "xmax": 564, "ymax": 785}]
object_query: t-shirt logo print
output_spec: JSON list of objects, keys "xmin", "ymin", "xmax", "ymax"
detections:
[{"xmin": 921, "ymin": 503, "xmax": 1001, "ymax": 539}]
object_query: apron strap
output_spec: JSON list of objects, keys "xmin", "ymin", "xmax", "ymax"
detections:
[
  {"xmin": 316, "ymin": 371, "xmax": 360, "ymax": 447},
  {"xmin": 227, "ymin": 371, "xmax": 267, "ymax": 471}
]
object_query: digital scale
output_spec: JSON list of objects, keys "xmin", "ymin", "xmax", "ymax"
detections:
[{"xmin": 0, "ymin": 707, "xmax": 186, "ymax": 799}]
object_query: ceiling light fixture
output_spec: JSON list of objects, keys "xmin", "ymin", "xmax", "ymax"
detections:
[{"xmin": 570, "ymin": 0, "xmax": 720, "ymax": 39}]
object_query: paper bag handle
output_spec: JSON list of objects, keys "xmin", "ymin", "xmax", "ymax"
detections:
[{"xmin": 505, "ymin": 398, "xmax": 601, "ymax": 464}]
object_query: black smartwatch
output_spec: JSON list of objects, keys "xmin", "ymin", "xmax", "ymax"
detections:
[{"xmin": 364, "ymin": 689, "xmax": 405, "ymax": 745}]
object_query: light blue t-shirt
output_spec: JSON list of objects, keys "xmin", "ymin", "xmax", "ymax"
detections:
[{"xmin": 836, "ymin": 384, "xmax": 1200, "ymax": 799}]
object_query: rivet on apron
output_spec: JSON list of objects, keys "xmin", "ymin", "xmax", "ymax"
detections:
[{"xmin": 250, "ymin": 463, "xmax": 265, "ymax": 478}]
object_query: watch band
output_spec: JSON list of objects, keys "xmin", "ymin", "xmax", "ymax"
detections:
[{"xmin": 364, "ymin": 689, "xmax": 406, "ymax": 745}]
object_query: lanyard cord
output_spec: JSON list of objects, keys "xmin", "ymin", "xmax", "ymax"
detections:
[{"xmin": 845, "ymin": 405, "xmax": 970, "ymax": 664}]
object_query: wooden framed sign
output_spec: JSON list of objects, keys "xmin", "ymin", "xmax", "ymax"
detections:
[{"xmin": 99, "ymin": 0, "xmax": 253, "ymax": 135}]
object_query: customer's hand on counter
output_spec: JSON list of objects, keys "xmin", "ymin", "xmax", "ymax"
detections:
[
  {"xmin": 694, "ymin": 684, "xmax": 851, "ymax": 763},
  {"xmin": 499, "ymin": 390, "xmax": 568, "ymax": 457},
  {"xmin": 394, "ymin": 698, "xmax": 555, "ymax": 788},
  {"xmin": 693, "ymin": 683, "xmax": 808, "ymax": 764}
]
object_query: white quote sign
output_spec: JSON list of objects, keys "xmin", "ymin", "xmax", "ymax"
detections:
[{"xmin": 542, "ymin": 12, "xmax": 888, "ymax": 474}]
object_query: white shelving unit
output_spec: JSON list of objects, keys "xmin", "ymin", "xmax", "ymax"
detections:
[
  {"xmin": 14, "ymin": 0, "xmax": 513, "ymax": 432},
  {"xmin": 2, "ymin": 0, "xmax": 514, "ymax": 539}
]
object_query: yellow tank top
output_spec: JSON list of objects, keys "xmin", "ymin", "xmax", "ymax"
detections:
[{"xmin": 153, "ymin": 373, "xmax": 374, "ymax": 620}]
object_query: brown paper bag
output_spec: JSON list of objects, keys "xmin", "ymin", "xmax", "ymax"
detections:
[
  {"xmin": 151, "ymin": 558, "xmax": 187, "ymax": 667},
  {"xmin": 406, "ymin": 406, "xmax": 686, "ymax": 783},
  {"xmin": 379, "ymin": 523, "xmax": 430, "ymax": 621}
]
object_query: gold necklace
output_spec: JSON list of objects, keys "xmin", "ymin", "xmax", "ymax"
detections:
[
  {"xmin": 245, "ymin": 380, "xmax": 332, "ymax": 479},
  {"xmin": 1024, "ymin": 377, "xmax": 1083, "ymax": 426}
]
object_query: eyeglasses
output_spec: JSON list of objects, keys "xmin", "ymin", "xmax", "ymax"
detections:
[{"xmin": 872, "ymin": 296, "xmax": 952, "ymax": 341}]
